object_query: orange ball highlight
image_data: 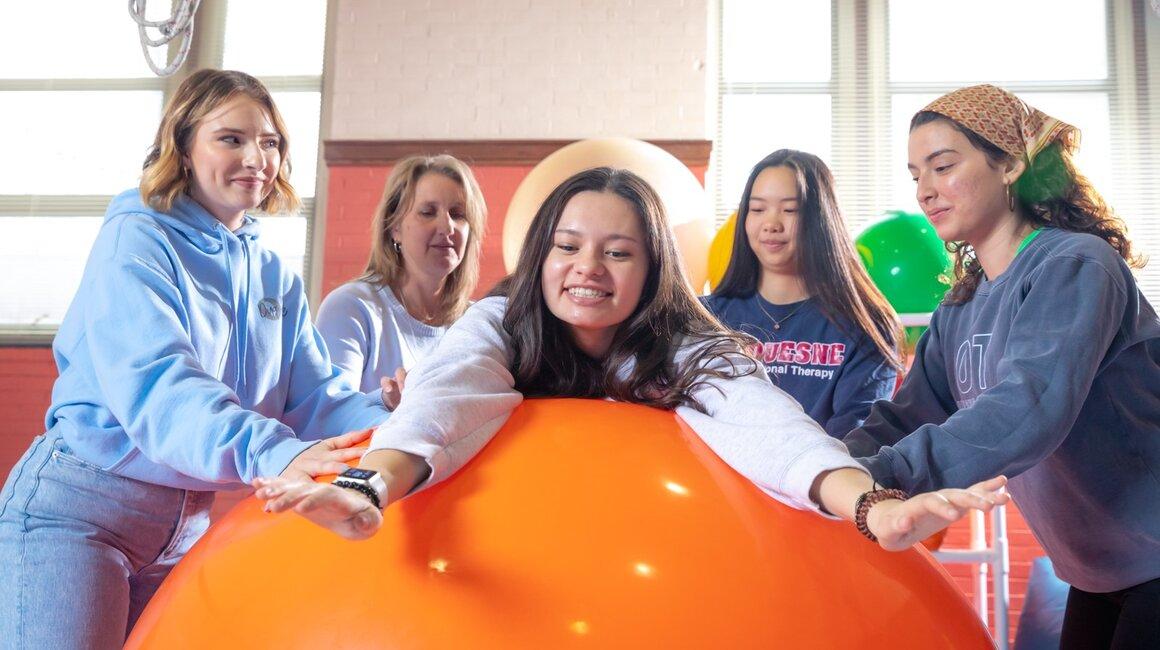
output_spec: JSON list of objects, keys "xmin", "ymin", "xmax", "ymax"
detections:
[{"xmin": 127, "ymin": 399, "xmax": 992, "ymax": 649}]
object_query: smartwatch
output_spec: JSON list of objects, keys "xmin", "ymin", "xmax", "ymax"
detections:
[{"xmin": 332, "ymin": 468, "xmax": 388, "ymax": 510}]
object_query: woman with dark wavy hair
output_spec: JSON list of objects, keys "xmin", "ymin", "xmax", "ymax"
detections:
[
  {"xmin": 256, "ymin": 166, "xmax": 1006, "ymax": 556},
  {"xmin": 842, "ymin": 84, "xmax": 1160, "ymax": 647},
  {"xmin": 707, "ymin": 149, "xmax": 903, "ymax": 438}
]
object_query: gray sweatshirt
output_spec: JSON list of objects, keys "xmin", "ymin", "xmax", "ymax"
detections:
[
  {"xmin": 368, "ymin": 296, "xmax": 866, "ymax": 514},
  {"xmin": 845, "ymin": 227, "xmax": 1160, "ymax": 592}
]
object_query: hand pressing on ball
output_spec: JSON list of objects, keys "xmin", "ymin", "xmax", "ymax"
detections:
[
  {"xmin": 253, "ymin": 477, "xmax": 382, "ymax": 541},
  {"xmin": 868, "ymin": 476, "xmax": 1009, "ymax": 551},
  {"xmin": 254, "ymin": 449, "xmax": 430, "ymax": 541}
]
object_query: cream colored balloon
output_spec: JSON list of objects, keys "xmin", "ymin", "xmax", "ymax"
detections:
[{"xmin": 502, "ymin": 138, "xmax": 714, "ymax": 291}]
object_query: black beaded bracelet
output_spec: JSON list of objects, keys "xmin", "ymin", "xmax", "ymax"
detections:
[
  {"xmin": 333, "ymin": 479, "xmax": 382, "ymax": 510},
  {"xmin": 854, "ymin": 488, "xmax": 909, "ymax": 542}
]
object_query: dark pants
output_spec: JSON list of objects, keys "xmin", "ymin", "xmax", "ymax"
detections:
[{"xmin": 1060, "ymin": 577, "xmax": 1160, "ymax": 650}]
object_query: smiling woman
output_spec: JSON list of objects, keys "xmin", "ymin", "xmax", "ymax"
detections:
[
  {"xmin": 705, "ymin": 150, "xmax": 903, "ymax": 439},
  {"xmin": 183, "ymin": 100, "xmax": 283, "ymax": 231},
  {"xmin": 539, "ymin": 190, "xmax": 649, "ymax": 358},
  {"xmin": 844, "ymin": 84, "xmax": 1160, "ymax": 648},
  {"xmin": 254, "ymin": 167, "xmax": 1009, "ymax": 567},
  {"xmin": 0, "ymin": 69, "xmax": 389, "ymax": 648}
]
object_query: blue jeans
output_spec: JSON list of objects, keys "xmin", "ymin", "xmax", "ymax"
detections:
[{"xmin": 0, "ymin": 433, "xmax": 214, "ymax": 649}]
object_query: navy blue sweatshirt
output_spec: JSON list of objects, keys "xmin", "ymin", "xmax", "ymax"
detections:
[
  {"xmin": 703, "ymin": 293, "xmax": 896, "ymax": 437},
  {"xmin": 845, "ymin": 228, "xmax": 1160, "ymax": 592}
]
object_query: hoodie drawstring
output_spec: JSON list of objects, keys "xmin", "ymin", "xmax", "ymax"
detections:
[{"xmin": 217, "ymin": 227, "xmax": 247, "ymax": 391}]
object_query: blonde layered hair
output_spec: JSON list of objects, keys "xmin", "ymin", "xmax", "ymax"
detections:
[
  {"xmin": 361, "ymin": 155, "xmax": 487, "ymax": 324},
  {"xmin": 140, "ymin": 69, "xmax": 300, "ymax": 215}
]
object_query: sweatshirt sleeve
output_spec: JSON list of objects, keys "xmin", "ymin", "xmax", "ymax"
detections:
[
  {"xmin": 365, "ymin": 297, "xmax": 523, "ymax": 487},
  {"xmin": 278, "ymin": 291, "xmax": 391, "ymax": 442},
  {"xmin": 83, "ymin": 221, "xmax": 315, "ymax": 484},
  {"xmin": 857, "ymin": 255, "xmax": 1127, "ymax": 493},
  {"xmin": 674, "ymin": 343, "xmax": 867, "ymax": 515},
  {"xmin": 824, "ymin": 338, "xmax": 897, "ymax": 438},
  {"xmin": 314, "ymin": 284, "xmax": 373, "ymax": 392},
  {"xmin": 842, "ymin": 322, "xmax": 956, "ymax": 459}
]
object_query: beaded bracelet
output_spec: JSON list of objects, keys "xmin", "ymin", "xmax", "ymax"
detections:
[
  {"xmin": 854, "ymin": 488, "xmax": 909, "ymax": 542},
  {"xmin": 333, "ymin": 479, "xmax": 383, "ymax": 510}
]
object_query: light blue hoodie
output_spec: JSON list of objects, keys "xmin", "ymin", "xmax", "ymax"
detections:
[{"xmin": 45, "ymin": 190, "xmax": 389, "ymax": 491}]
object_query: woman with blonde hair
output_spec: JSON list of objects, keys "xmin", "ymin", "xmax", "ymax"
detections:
[
  {"xmin": 316, "ymin": 155, "xmax": 486, "ymax": 408},
  {"xmin": 0, "ymin": 69, "xmax": 388, "ymax": 648}
]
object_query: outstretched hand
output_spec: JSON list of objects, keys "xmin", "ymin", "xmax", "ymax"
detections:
[
  {"xmin": 253, "ymin": 476, "xmax": 383, "ymax": 541},
  {"xmin": 279, "ymin": 429, "xmax": 372, "ymax": 483},
  {"xmin": 868, "ymin": 476, "xmax": 1009, "ymax": 551}
]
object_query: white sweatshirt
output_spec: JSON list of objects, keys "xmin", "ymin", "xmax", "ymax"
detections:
[
  {"xmin": 315, "ymin": 281, "xmax": 449, "ymax": 393},
  {"xmin": 368, "ymin": 297, "xmax": 867, "ymax": 514}
]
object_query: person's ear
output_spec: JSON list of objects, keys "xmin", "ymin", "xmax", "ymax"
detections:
[{"xmin": 1002, "ymin": 156, "xmax": 1027, "ymax": 186}]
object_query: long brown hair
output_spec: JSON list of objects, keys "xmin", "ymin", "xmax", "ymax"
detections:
[
  {"xmin": 491, "ymin": 167, "xmax": 755, "ymax": 412},
  {"xmin": 140, "ymin": 69, "xmax": 299, "ymax": 215},
  {"xmin": 910, "ymin": 111, "xmax": 1142, "ymax": 305},
  {"xmin": 713, "ymin": 150, "xmax": 903, "ymax": 370},
  {"xmin": 360, "ymin": 155, "xmax": 487, "ymax": 324}
]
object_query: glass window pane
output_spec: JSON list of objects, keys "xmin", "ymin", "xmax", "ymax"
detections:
[
  {"xmin": 721, "ymin": 0, "xmax": 830, "ymax": 83},
  {"xmin": 889, "ymin": 93, "xmax": 940, "ymax": 211},
  {"xmin": 272, "ymin": 92, "xmax": 321, "ymax": 199},
  {"xmin": 223, "ymin": 1, "xmax": 327, "ymax": 77},
  {"xmin": 889, "ymin": 92, "xmax": 1111, "ymax": 214},
  {"xmin": 0, "ymin": 216, "xmax": 307, "ymax": 326},
  {"xmin": 718, "ymin": 94, "xmax": 832, "ymax": 214},
  {"xmin": 889, "ymin": 0, "xmax": 1107, "ymax": 82},
  {"xmin": 1020, "ymin": 93, "xmax": 1112, "ymax": 197},
  {"xmin": 259, "ymin": 215, "xmax": 307, "ymax": 280},
  {"xmin": 0, "ymin": 4, "xmax": 157, "ymax": 78},
  {"xmin": 0, "ymin": 217, "xmax": 102, "ymax": 326},
  {"xmin": 0, "ymin": 91, "xmax": 162, "ymax": 194}
]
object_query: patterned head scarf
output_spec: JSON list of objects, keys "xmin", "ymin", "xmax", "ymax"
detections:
[{"xmin": 919, "ymin": 84, "xmax": 1080, "ymax": 163}]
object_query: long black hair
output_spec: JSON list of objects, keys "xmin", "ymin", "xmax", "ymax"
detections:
[
  {"xmin": 490, "ymin": 167, "xmax": 755, "ymax": 411},
  {"xmin": 713, "ymin": 150, "xmax": 902, "ymax": 370}
]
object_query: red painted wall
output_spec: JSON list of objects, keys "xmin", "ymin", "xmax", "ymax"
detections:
[{"xmin": 0, "ymin": 159, "xmax": 1039, "ymax": 644}]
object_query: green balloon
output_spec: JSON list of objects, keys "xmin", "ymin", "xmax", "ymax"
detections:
[{"xmin": 856, "ymin": 211, "xmax": 952, "ymax": 314}]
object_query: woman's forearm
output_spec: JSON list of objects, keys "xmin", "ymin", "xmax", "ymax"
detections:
[
  {"xmin": 809, "ymin": 467, "xmax": 879, "ymax": 521},
  {"xmin": 360, "ymin": 449, "xmax": 431, "ymax": 507}
]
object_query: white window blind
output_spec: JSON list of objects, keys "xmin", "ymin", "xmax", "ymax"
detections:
[
  {"xmin": 0, "ymin": 1, "xmax": 329, "ymax": 340},
  {"xmin": 713, "ymin": 0, "xmax": 1160, "ymax": 301}
]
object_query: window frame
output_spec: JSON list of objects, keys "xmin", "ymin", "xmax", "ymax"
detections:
[
  {"xmin": 0, "ymin": 1, "xmax": 329, "ymax": 345},
  {"xmin": 711, "ymin": 0, "xmax": 1150, "ymax": 278}
]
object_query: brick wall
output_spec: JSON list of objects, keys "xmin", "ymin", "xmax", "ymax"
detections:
[{"xmin": 329, "ymin": 0, "xmax": 709, "ymax": 140}]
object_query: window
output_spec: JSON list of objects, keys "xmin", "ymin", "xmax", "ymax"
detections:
[
  {"xmin": 714, "ymin": 0, "xmax": 1159, "ymax": 300},
  {"xmin": 0, "ymin": 2, "xmax": 328, "ymax": 341}
]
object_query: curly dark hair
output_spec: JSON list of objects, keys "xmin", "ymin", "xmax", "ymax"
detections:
[{"xmin": 911, "ymin": 111, "xmax": 1142, "ymax": 305}]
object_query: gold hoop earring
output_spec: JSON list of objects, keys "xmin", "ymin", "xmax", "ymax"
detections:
[{"xmin": 392, "ymin": 240, "xmax": 402, "ymax": 254}]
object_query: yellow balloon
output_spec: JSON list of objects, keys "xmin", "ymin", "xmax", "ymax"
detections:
[
  {"xmin": 502, "ymin": 138, "xmax": 714, "ymax": 290},
  {"xmin": 706, "ymin": 212, "xmax": 737, "ymax": 292}
]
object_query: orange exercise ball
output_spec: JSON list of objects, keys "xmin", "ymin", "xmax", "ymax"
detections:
[
  {"xmin": 127, "ymin": 400, "xmax": 991, "ymax": 649},
  {"xmin": 502, "ymin": 138, "xmax": 715, "ymax": 291}
]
